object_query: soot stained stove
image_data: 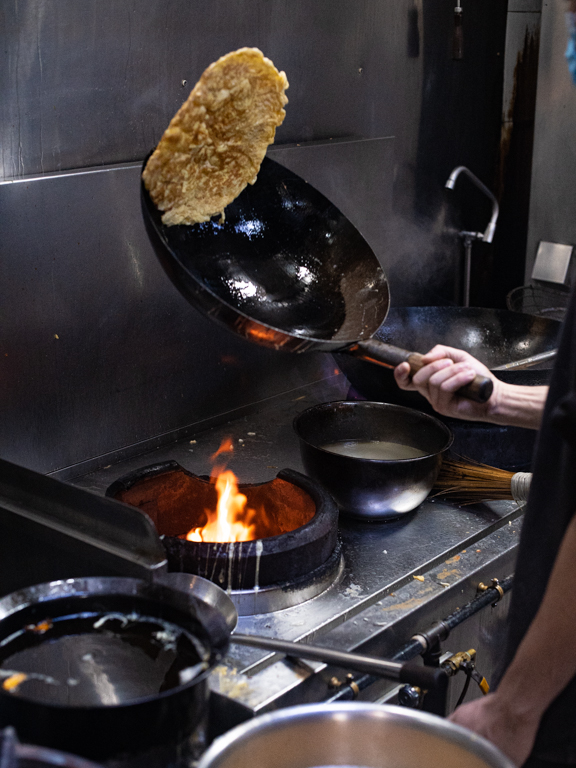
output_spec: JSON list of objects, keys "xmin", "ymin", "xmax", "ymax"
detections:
[
  {"xmin": 106, "ymin": 462, "xmax": 343, "ymax": 614},
  {"xmin": 65, "ymin": 376, "xmax": 523, "ymax": 733}
]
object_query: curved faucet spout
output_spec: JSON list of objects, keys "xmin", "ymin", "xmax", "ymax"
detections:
[{"xmin": 445, "ymin": 165, "xmax": 499, "ymax": 243}]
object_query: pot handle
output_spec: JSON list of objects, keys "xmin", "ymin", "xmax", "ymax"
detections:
[
  {"xmin": 232, "ymin": 633, "xmax": 448, "ymax": 691},
  {"xmin": 347, "ymin": 339, "xmax": 493, "ymax": 404}
]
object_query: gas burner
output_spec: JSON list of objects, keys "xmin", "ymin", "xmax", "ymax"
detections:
[
  {"xmin": 106, "ymin": 463, "xmax": 342, "ymax": 614},
  {"xmin": 228, "ymin": 543, "xmax": 343, "ymax": 615}
]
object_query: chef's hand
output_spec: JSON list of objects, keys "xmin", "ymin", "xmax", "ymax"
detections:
[
  {"xmin": 393, "ymin": 345, "xmax": 500, "ymax": 422},
  {"xmin": 448, "ymin": 693, "xmax": 539, "ymax": 767}
]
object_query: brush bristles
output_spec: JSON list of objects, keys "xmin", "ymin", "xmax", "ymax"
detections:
[{"xmin": 432, "ymin": 457, "xmax": 515, "ymax": 503}]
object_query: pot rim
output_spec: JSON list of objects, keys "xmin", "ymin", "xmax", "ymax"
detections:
[
  {"xmin": 0, "ymin": 576, "xmax": 227, "ymax": 712},
  {"xmin": 293, "ymin": 400, "xmax": 454, "ymax": 462},
  {"xmin": 197, "ymin": 702, "xmax": 515, "ymax": 768},
  {"xmin": 107, "ymin": 464, "xmax": 338, "ymax": 550}
]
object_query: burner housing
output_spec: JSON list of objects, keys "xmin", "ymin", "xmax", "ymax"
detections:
[{"xmin": 107, "ymin": 463, "xmax": 339, "ymax": 591}]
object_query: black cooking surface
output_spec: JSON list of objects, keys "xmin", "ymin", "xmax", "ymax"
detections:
[
  {"xmin": 142, "ymin": 157, "xmax": 389, "ymax": 346},
  {"xmin": 0, "ymin": 613, "xmax": 204, "ymax": 706}
]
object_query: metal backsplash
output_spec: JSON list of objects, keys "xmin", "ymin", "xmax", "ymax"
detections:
[
  {"xmin": 0, "ymin": 140, "xmax": 394, "ymax": 474},
  {"xmin": 0, "ymin": 1, "xmax": 511, "ymax": 472},
  {"xmin": 526, "ymin": 2, "xmax": 576, "ymax": 283},
  {"xmin": 0, "ymin": 0, "xmax": 414, "ymax": 179}
]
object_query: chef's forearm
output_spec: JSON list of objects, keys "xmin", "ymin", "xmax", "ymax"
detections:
[
  {"xmin": 495, "ymin": 512, "xmax": 576, "ymax": 723},
  {"xmin": 487, "ymin": 384, "xmax": 548, "ymax": 430}
]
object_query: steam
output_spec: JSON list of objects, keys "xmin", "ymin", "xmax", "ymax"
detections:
[{"xmin": 378, "ymin": 206, "xmax": 460, "ymax": 306}]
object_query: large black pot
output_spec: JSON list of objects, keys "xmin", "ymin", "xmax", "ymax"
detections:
[
  {"xmin": 0, "ymin": 578, "xmax": 229, "ymax": 762},
  {"xmin": 334, "ymin": 307, "xmax": 561, "ymax": 470}
]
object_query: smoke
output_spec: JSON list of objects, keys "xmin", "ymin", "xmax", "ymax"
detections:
[{"xmin": 378, "ymin": 203, "xmax": 461, "ymax": 307}]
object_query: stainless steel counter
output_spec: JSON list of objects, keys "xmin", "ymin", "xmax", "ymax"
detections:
[{"xmin": 67, "ymin": 373, "xmax": 521, "ymax": 728}]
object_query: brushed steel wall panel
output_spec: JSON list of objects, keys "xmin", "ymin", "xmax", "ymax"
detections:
[
  {"xmin": 1, "ymin": 0, "xmax": 414, "ymax": 179},
  {"xmin": 0, "ymin": 166, "xmax": 324, "ymax": 473},
  {"xmin": 526, "ymin": 2, "xmax": 576, "ymax": 281},
  {"xmin": 508, "ymin": 0, "xmax": 542, "ymax": 11},
  {"xmin": 0, "ymin": 0, "xmax": 513, "ymax": 471},
  {"xmin": 0, "ymin": 140, "xmax": 394, "ymax": 473}
]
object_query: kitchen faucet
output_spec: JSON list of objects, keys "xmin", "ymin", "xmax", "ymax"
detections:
[{"xmin": 445, "ymin": 165, "xmax": 499, "ymax": 306}]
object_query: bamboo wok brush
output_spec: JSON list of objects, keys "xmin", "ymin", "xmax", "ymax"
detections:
[{"xmin": 432, "ymin": 457, "xmax": 532, "ymax": 505}]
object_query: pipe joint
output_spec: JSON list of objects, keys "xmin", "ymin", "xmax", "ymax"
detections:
[{"xmin": 411, "ymin": 620, "xmax": 450, "ymax": 652}]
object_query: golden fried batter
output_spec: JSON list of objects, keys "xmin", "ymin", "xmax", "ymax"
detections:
[{"xmin": 142, "ymin": 48, "xmax": 288, "ymax": 226}]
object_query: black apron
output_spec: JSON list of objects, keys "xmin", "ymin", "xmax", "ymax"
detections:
[{"xmin": 502, "ymin": 286, "xmax": 576, "ymax": 764}]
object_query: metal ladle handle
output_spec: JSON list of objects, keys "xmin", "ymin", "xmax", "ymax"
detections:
[
  {"xmin": 0, "ymin": 727, "xmax": 18, "ymax": 768},
  {"xmin": 232, "ymin": 633, "xmax": 448, "ymax": 691},
  {"xmin": 492, "ymin": 349, "xmax": 557, "ymax": 371},
  {"xmin": 348, "ymin": 339, "xmax": 494, "ymax": 404}
]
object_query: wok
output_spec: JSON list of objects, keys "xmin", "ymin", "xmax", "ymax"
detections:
[
  {"xmin": 334, "ymin": 306, "xmax": 562, "ymax": 411},
  {"xmin": 0, "ymin": 577, "xmax": 229, "ymax": 762},
  {"xmin": 141, "ymin": 156, "xmax": 491, "ymax": 403},
  {"xmin": 158, "ymin": 573, "xmax": 447, "ymax": 693}
]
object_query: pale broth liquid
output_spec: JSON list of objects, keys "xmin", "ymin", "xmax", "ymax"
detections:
[{"xmin": 319, "ymin": 440, "xmax": 428, "ymax": 461}]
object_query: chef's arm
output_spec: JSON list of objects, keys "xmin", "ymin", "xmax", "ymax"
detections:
[
  {"xmin": 394, "ymin": 345, "xmax": 547, "ymax": 429},
  {"xmin": 449, "ymin": 510, "xmax": 576, "ymax": 766}
]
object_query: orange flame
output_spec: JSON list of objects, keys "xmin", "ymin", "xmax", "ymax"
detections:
[
  {"xmin": 211, "ymin": 437, "xmax": 234, "ymax": 462},
  {"xmin": 185, "ymin": 436, "xmax": 257, "ymax": 543},
  {"xmin": 186, "ymin": 469, "xmax": 257, "ymax": 542},
  {"xmin": 245, "ymin": 323, "xmax": 285, "ymax": 345},
  {"xmin": 2, "ymin": 672, "xmax": 27, "ymax": 692}
]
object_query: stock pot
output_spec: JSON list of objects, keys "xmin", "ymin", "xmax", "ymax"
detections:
[{"xmin": 197, "ymin": 703, "xmax": 515, "ymax": 768}]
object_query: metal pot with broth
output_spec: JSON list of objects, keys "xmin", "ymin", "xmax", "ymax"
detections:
[
  {"xmin": 319, "ymin": 440, "xmax": 429, "ymax": 461},
  {"xmin": 294, "ymin": 401, "xmax": 453, "ymax": 520}
]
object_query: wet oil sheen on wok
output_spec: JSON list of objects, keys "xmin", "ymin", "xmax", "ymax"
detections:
[
  {"xmin": 319, "ymin": 440, "xmax": 428, "ymax": 461},
  {"xmin": 0, "ymin": 613, "xmax": 208, "ymax": 706}
]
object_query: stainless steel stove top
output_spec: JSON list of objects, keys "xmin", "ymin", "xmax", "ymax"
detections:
[{"xmin": 66, "ymin": 374, "xmax": 523, "ymax": 727}]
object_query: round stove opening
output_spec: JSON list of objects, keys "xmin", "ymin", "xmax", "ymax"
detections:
[{"xmin": 106, "ymin": 463, "xmax": 341, "ymax": 614}]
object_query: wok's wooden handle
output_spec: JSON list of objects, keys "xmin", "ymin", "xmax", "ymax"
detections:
[{"xmin": 349, "ymin": 339, "xmax": 494, "ymax": 404}]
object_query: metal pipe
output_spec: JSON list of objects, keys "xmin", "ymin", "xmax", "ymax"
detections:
[
  {"xmin": 326, "ymin": 576, "xmax": 513, "ymax": 703},
  {"xmin": 445, "ymin": 166, "xmax": 499, "ymax": 243},
  {"xmin": 231, "ymin": 633, "xmax": 446, "ymax": 690},
  {"xmin": 462, "ymin": 234, "xmax": 474, "ymax": 307}
]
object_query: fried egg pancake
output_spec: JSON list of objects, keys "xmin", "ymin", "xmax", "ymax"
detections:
[{"xmin": 142, "ymin": 47, "xmax": 288, "ymax": 226}]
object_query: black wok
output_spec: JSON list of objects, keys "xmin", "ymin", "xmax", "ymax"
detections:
[
  {"xmin": 334, "ymin": 307, "xmax": 561, "ymax": 411},
  {"xmin": 0, "ymin": 577, "xmax": 229, "ymax": 762},
  {"xmin": 141, "ymin": 157, "xmax": 491, "ymax": 403}
]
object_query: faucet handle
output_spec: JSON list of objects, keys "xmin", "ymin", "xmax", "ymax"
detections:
[{"xmin": 483, "ymin": 219, "xmax": 497, "ymax": 244}]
